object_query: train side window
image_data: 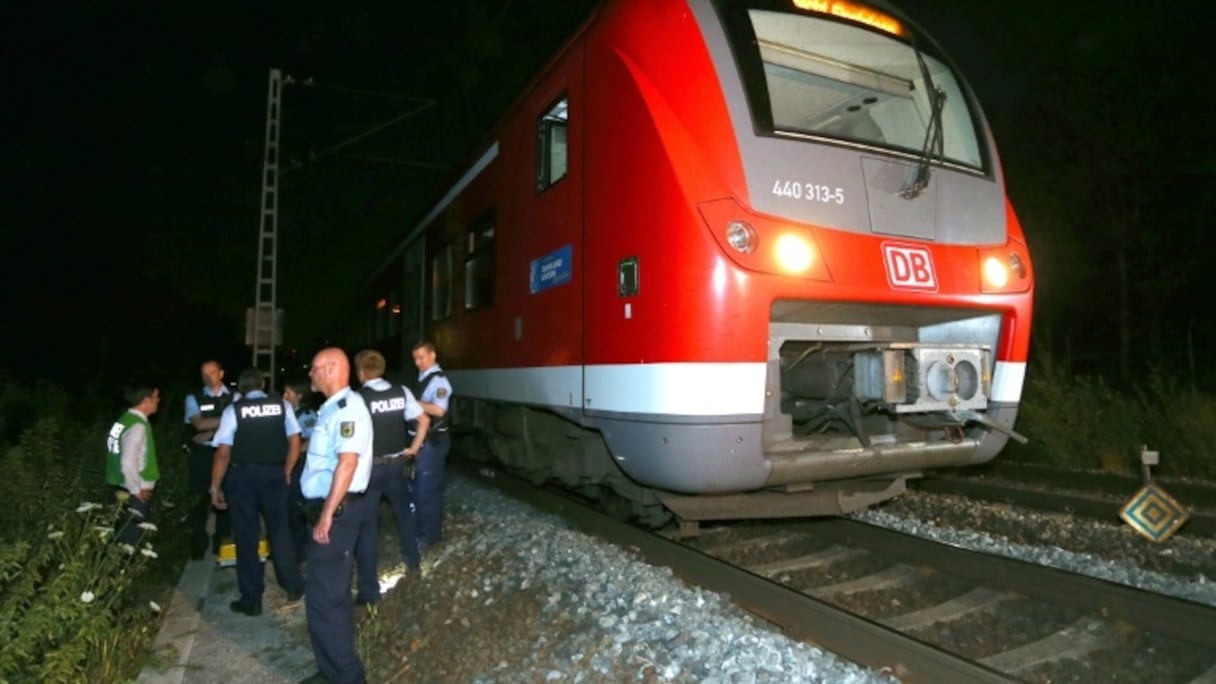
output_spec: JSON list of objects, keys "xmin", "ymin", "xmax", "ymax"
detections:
[
  {"xmin": 464, "ymin": 211, "xmax": 496, "ymax": 310},
  {"xmin": 536, "ymin": 95, "xmax": 568, "ymax": 191},
  {"xmin": 431, "ymin": 244, "xmax": 453, "ymax": 321}
]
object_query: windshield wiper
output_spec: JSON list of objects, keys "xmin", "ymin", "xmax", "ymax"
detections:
[{"xmin": 901, "ymin": 44, "xmax": 946, "ymax": 200}]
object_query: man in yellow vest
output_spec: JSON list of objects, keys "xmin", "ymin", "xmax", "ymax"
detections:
[{"xmin": 106, "ymin": 379, "xmax": 161, "ymax": 544}]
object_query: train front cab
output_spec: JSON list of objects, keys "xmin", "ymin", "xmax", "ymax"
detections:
[{"xmin": 577, "ymin": 0, "xmax": 1034, "ymax": 525}]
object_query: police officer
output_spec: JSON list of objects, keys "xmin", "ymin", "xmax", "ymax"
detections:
[
  {"xmin": 282, "ymin": 376, "xmax": 318, "ymax": 574},
  {"xmin": 209, "ymin": 368, "xmax": 305, "ymax": 615},
  {"xmin": 352, "ymin": 349, "xmax": 429, "ymax": 605},
  {"xmin": 410, "ymin": 340, "xmax": 452, "ymax": 552},
  {"xmin": 299, "ymin": 348, "xmax": 372, "ymax": 684},
  {"xmin": 184, "ymin": 360, "xmax": 236, "ymax": 559},
  {"xmin": 106, "ymin": 379, "xmax": 161, "ymax": 544}
]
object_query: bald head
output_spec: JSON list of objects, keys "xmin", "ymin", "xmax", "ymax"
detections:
[{"xmin": 309, "ymin": 347, "xmax": 351, "ymax": 397}]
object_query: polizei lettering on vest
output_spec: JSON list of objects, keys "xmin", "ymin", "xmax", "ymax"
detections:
[
  {"xmin": 370, "ymin": 397, "xmax": 406, "ymax": 414},
  {"xmin": 240, "ymin": 404, "xmax": 284, "ymax": 418}
]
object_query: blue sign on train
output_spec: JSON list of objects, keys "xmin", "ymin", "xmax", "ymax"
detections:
[{"xmin": 529, "ymin": 244, "xmax": 573, "ymax": 294}]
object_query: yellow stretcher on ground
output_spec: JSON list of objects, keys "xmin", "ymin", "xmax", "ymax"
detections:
[{"xmin": 215, "ymin": 538, "xmax": 270, "ymax": 568}]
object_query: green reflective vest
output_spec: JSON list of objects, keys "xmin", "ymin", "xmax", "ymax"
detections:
[{"xmin": 106, "ymin": 411, "xmax": 159, "ymax": 487}]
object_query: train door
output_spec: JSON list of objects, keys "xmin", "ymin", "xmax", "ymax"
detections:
[{"xmin": 514, "ymin": 45, "xmax": 585, "ymax": 410}]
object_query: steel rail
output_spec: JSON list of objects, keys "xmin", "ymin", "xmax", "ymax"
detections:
[
  {"xmin": 468, "ymin": 463, "xmax": 1017, "ymax": 684},
  {"xmin": 915, "ymin": 476, "xmax": 1216, "ymax": 537},
  {"xmin": 804, "ymin": 517, "xmax": 1216, "ymax": 650}
]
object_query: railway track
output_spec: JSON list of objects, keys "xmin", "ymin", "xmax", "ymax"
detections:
[
  {"xmin": 913, "ymin": 467, "xmax": 1216, "ymax": 537},
  {"xmin": 686, "ymin": 518, "xmax": 1216, "ymax": 683},
  {"xmin": 470, "ymin": 463, "xmax": 1216, "ymax": 683}
]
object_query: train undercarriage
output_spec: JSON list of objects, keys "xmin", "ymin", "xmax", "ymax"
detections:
[{"xmin": 450, "ymin": 303, "xmax": 1025, "ymax": 530}]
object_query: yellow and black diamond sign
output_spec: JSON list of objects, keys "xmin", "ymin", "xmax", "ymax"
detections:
[{"xmin": 1119, "ymin": 483, "xmax": 1189, "ymax": 543}]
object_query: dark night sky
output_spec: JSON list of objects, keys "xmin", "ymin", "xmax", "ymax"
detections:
[{"xmin": 5, "ymin": 1, "xmax": 1213, "ymax": 389}]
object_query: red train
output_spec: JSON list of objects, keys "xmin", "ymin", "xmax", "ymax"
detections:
[{"xmin": 355, "ymin": 0, "xmax": 1033, "ymax": 528}]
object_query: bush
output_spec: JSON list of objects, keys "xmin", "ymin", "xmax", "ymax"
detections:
[
  {"xmin": 1136, "ymin": 370, "xmax": 1216, "ymax": 479},
  {"xmin": 1006, "ymin": 355, "xmax": 1216, "ymax": 478},
  {"xmin": 0, "ymin": 374, "xmax": 187, "ymax": 682}
]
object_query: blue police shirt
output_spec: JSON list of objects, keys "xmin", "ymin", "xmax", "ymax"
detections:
[
  {"xmin": 184, "ymin": 385, "xmax": 236, "ymax": 424},
  {"xmin": 418, "ymin": 364, "xmax": 452, "ymax": 416},
  {"xmin": 300, "ymin": 387, "xmax": 373, "ymax": 498},
  {"xmin": 211, "ymin": 390, "xmax": 301, "ymax": 446}
]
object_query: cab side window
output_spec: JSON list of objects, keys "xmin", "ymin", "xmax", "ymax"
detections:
[{"xmin": 536, "ymin": 95, "xmax": 568, "ymax": 191}]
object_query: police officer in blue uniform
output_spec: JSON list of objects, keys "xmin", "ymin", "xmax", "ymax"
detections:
[
  {"xmin": 282, "ymin": 376, "xmax": 319, "ymax": 575},
  {"xmin": 184, "ymin": 359, "xmax": 236, "ymax": 559},
  {"xmin": 299, "ymin": 348, "xmax": 372, "ymax": 684},
  {"xmin": 410, "ymin": 340, "xmax": 453, "ymax": 552},
  {"xmin": 352, "ymin": 349, "xmax": 429, "ymax": 605},
  {"xmin": 209, "ymin": 368, "xmax": 305, "ymax": 615}
]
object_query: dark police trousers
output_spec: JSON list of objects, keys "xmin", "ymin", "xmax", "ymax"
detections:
[
  {"xmin": 227, "ymin": 464, "xmax": 302, "ymax": 604},
  {"xmin": 306, "ymin": 494, "xmax": 367, "ymax": 684},
  {"xmin": 286, "ymin": 460, "xmax": 309, "ymax": 572},
  {"xmin": 411, "ymin": 433, "xmax": 449, "ymax": 549},
  {"xmin": 354, "ymin": 460, "xmax": 420, "ymax": 601},
  {"xmin": 188, "ymin": 443, "xmax": 230, "ymax": 553}
]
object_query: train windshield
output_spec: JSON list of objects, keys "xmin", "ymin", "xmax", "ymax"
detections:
[{"xmin": 725, "ymin": 4, "xmax": 984, "ymax": 170}]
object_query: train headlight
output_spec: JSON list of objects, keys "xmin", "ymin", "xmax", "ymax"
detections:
[
  {"xmin": 982, "ymin": 256, "xmax": 1008, "ymax": 288},
  {"xmin": 775, "ymin": 234, "xmax": 814, "ymax": 274},
  {"xmin": 725, "ymin": 221, "xmax": 757, "ymax": 254},
  {"xmin": 980, "ymin": 248, "xmax": 1031, "ymax": 293}
]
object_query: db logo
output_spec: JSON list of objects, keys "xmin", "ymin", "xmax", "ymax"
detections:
[{"xmin": 882, "ymin": 243, "xmax": 937, "ymax": 290}]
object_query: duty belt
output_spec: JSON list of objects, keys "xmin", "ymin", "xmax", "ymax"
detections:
[{"xmin": 299, "ymin": 491, "xmax": 365, "ymax": 524}]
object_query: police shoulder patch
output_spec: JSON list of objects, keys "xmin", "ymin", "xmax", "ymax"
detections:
[
  {"xmin": 340, "ymin": 421, "xmax": 355, "ymax": 438},
  {"xmin": 437, "ymin": 388, "xmax": 448, "ymax": 399}
]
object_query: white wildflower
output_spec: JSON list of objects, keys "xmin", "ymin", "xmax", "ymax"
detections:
[
  {"xmin": 47, "ymin": 530, "xmax": 64, "ymax": 540},
  {"xmin": 80, "ymin": 591, "xmax": 95, "ymax": 604},
  {"xmin": 129, "ymin": 507, "xmax": 144, "ymax": 518},
  {"xmin": 149, "ymin": 601, "xmax": 162, "ymax": 614},
  {"xmin": 137, "ymin": 522, "xmax": 158, "ymax": 532},
  {"xmin": 119, "ymin": 543, "xmax": 135, "ymax": 555},
  {"xmin": 76, "ymin": 502, "xmax": 102, "ymax": 513},
  {"xmin": 95, "ymin": 527, "xmax": 113, "ymax": 540},
  {"xmin": 140, "ymin": 548, "xmax": 158, "ymax": 559}
]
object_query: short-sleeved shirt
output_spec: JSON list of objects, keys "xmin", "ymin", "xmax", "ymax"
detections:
[
  {"xmin": 211, "ymin": 390, "xmax": 301, "ymax": 446},
  {"xmin": 184, "ymin": 385, "xmax": 236, "ymax": 423},
  {"xmin": 417, "ymin": 365, "xmax": 452, "ymax": 416},
  {"xmin": 300, "ymin": 387, "xmax": 373, "ymax": 498}
]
